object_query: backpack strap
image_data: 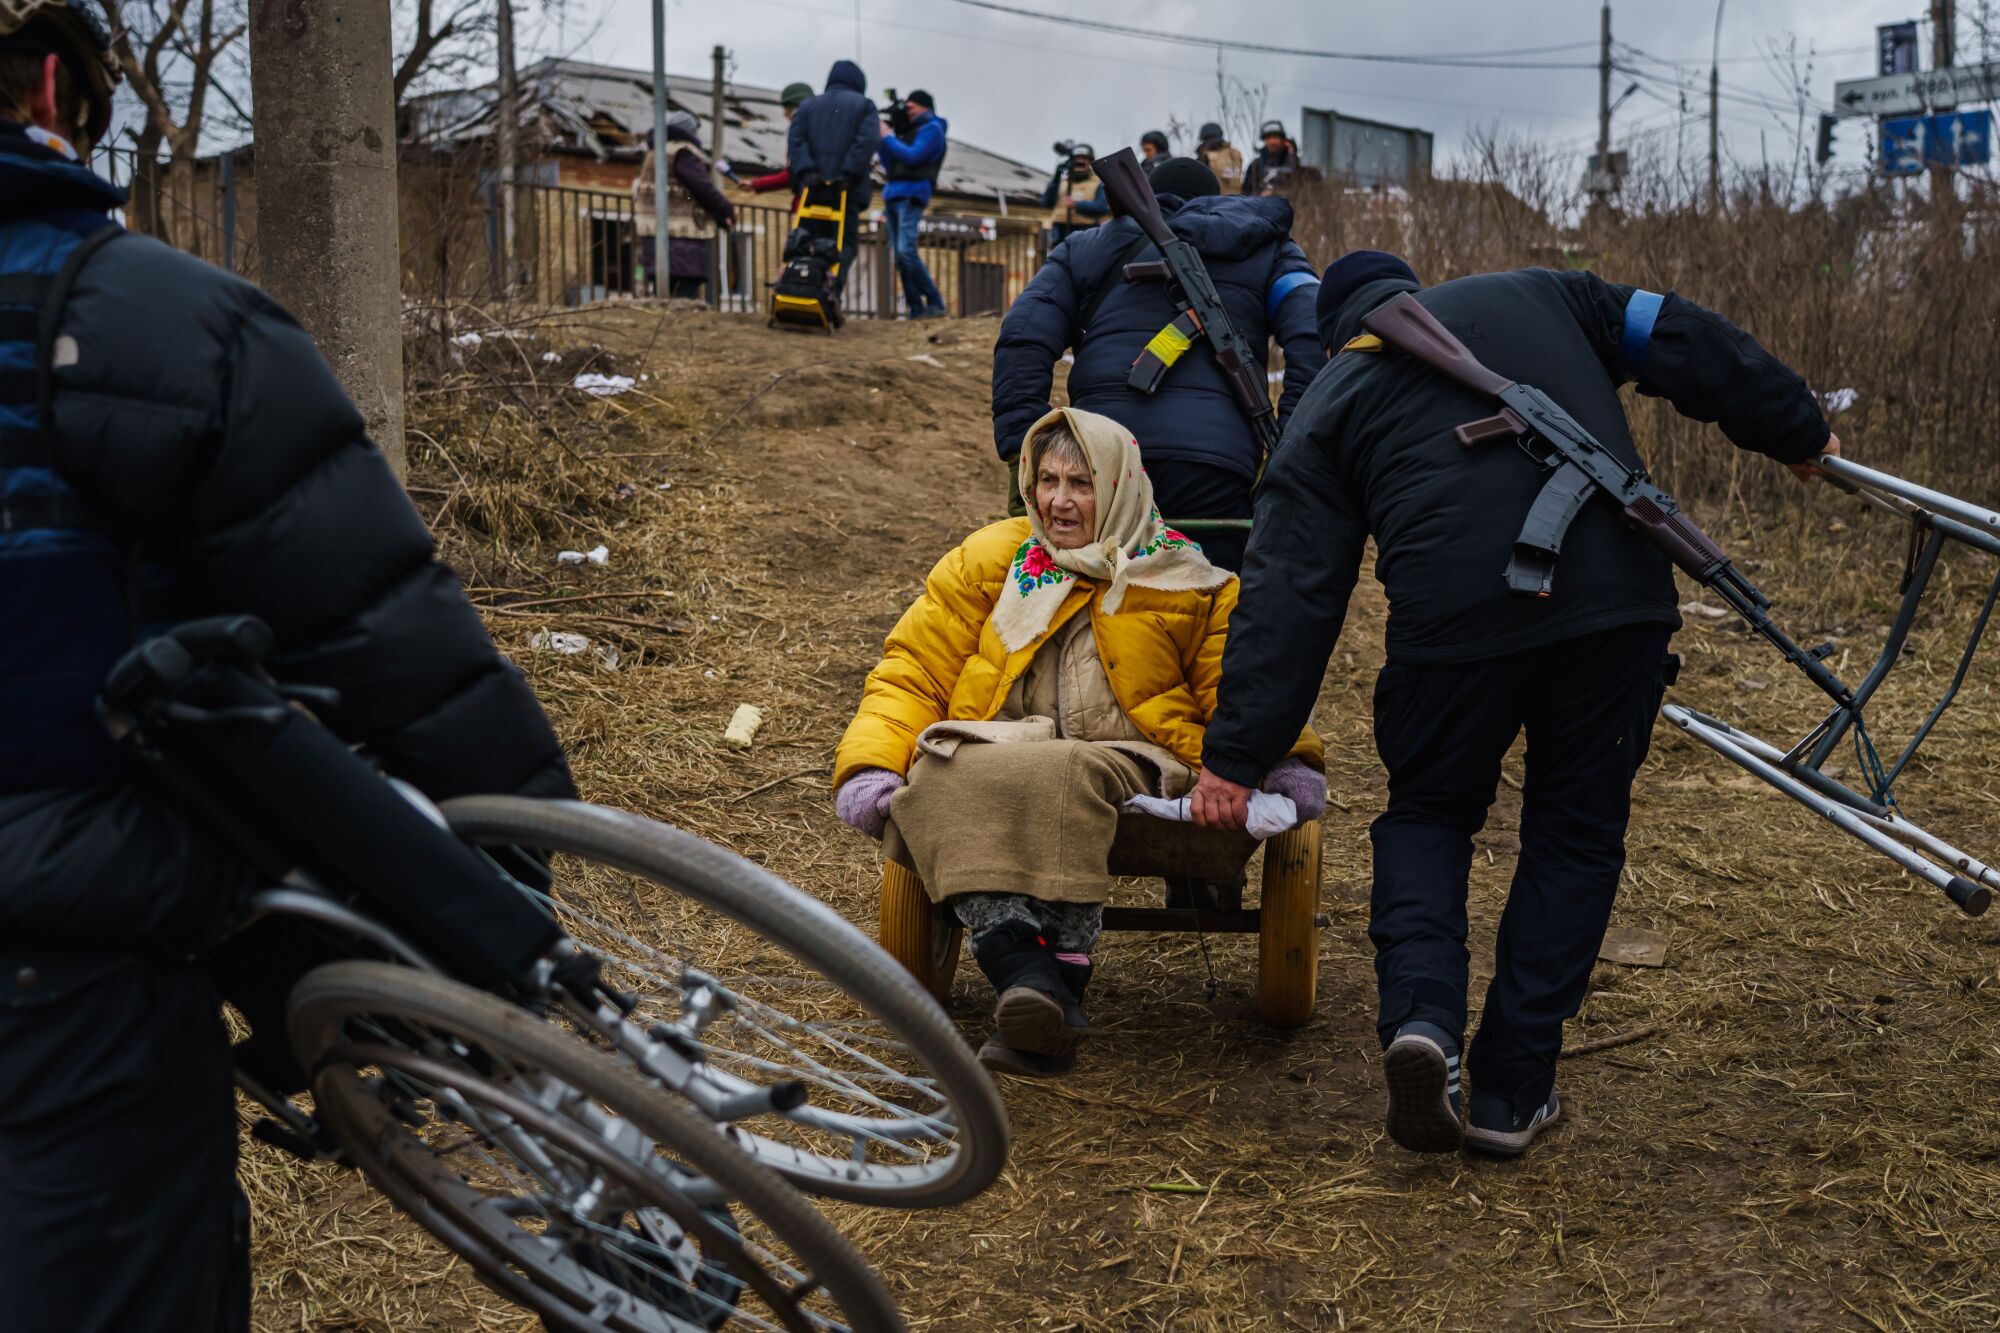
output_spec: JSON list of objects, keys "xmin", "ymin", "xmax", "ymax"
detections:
[
  {"xmin": 1075, "ymin": 231, "xmax": 1156, "ymax": 338},
  {"xmin": 0, "ymin": 222, "xmax": 126, "ymax": 470}
]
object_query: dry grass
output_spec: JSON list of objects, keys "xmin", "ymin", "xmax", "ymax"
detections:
[{"xmin": 242, "ymin": 303, "xmax": 2000, "ymax": 1331}]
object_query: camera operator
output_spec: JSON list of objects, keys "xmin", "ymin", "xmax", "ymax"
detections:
[
  {"xmin": 1041, "ymin": 140, "xmax": 1108, "ymax": 247},
  {"xmin": 876, "ymin": 88, "xmax": 949, "ymax": 320}
]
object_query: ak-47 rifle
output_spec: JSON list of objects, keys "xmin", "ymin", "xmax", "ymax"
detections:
[
  {"xmin": 1092, "ymin": 147, "xmax": 1282, "ymax": 460},
  {"xmin": 1360, "ymin": 291, "xmax": 1854, "ymax": 711}
]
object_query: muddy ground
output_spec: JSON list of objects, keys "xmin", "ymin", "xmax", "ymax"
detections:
[{"xmin": 247, "ymin": 306, "xmax": 2000, "ymax": 1330}]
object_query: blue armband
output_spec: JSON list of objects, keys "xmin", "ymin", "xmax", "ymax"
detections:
[
  {"xmin": 1266, "ymin": 269, "xmax": 1319, "ymax": 323},
  {"xmin": 1619, "ymin": 289, "xmax": 1665, "ymax": 372}
]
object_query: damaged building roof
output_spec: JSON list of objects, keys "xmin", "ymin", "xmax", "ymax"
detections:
[{"xmin": 409, "ymin": 57, "xmax": 1049, "ymax": 208}]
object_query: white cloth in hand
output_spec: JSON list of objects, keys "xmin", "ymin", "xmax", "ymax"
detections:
[{"xmin": 1122, "ymin": 791, "xmax": 1299, "ymax": 840}]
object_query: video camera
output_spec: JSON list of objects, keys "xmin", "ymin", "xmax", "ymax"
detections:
[{"xmin": 884, "ymin": 87, "xmax": 914, "ymax": 139}]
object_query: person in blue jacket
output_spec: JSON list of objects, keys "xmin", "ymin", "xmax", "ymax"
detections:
[
  {"xmin": 876, "ymin": 89, "xmax": 948, "ymax": 319},
  {"xmin": 786, "ymin": 59, "xmax": 878, "ymax": 298},
  {"xmin": 992, "ymin": 157, "xmax": 1325, "ymax": 570}
]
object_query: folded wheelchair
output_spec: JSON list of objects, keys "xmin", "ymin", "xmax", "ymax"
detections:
[{"xmin": 100, "ymin": 617, "xmax": 1011, "ymax": 1332}]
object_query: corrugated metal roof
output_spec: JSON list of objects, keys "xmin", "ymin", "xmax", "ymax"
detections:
[{"xmin": 408, "ymin": 58, "xmax": 1047, "ymax": 206}]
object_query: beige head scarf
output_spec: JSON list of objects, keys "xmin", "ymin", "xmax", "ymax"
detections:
[{"xmin": 990, "ymin": 407, "xmax": 1231, "ymax": 653}]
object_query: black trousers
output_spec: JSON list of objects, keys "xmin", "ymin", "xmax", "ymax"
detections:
[
  {"xmin": 1368, "ymin": 621, "xmax": 1673, "ymax": 1114},
  {"xmin": 0, "ymin": 786, "xmax": 252, "ymax": 1333},
  {"xmin": 1149, "ymin": 460, "xmax": 1254, "ymax": 571},
  {"xmin": 0, "ymin": 959, "xmax": 249, "ymax": 1333}
]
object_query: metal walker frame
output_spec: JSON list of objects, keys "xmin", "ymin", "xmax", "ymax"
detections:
[{"xmin": 1663, "ymin": 455, "xmax": 2000, "ymax": 916}]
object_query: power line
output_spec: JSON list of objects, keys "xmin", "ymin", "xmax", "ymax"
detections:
[{"xmin": 935, "ymin": 0, "xmax": 1602, "ymax": 69}]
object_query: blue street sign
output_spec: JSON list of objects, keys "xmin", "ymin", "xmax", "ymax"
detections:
[
  {"xmin": 1881, "ymin": 111, "xmax": 1993, "ymax": 175},
  {"xmin": 1879, "ymin": 21, "xmax": 1919, "ymax": 77}
]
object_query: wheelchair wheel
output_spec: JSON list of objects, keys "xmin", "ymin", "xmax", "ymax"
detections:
[
  {"xmin": 1257, "ymin": 822, "xmax": 1323, "ymax": 1027},
  {"xmin": 876, "ymin": 862, "xmax": 960, "ymax": 1005},
  {"xmin": 440, "ymin": 797, "xmax": 1009, "ymax": 1210},
  {"xmin": 289, "ymin": 961, "xmax": 905, "ymax": 1333}
]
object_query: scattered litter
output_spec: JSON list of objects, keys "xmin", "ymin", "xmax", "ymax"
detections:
[
  {"xmin": 906, "ymin": 353, "xmax": 945, "ymax": 368},
  {"xmin": 612, "ymin": 482, "xmax": 636, "ymax": 502},
  {"xmin": 1824, "ymin": 387, "xmax": 1859, "ymax": 413},
  {"xmin": 1598, "ymin": 926, "xmax": 1669, "ymax": 968},
  {"xmin": 527, "ymin": 630, "xmax": 618, "ymax": 671},
  {"xmin": 640, "ymin": 373, "xmax": 650, "ymax": 382},
  {"xmin": 703, "ymin": 669, "xmax": 717, "ymax": 679},
  {"xmin": 541, "ymin": 350, "xmax": 560, "ymax": 363},
  {"xmin": 451, "ymin": 331, "xmax": 483, "ymax": 348},
  {"xmin": 656, "ymin": 481, "xmax": 673, "ymax": 490},
  {"xmin": 927, "ymin": 331, "xmax": 961, "ymax": 346},
  {"xmin": 723, "ymin": 704, "xmax": 765, "ymax": 750},
  {"xmin": 1736, "ymin": 678, "xmax": 1769, "ymax": 692},
  {"xmin": 529, "ymin": 629, "xmax": 589, "ymax": 654},
  {"xmin": 573, "ymin": 373, "xmax": 637, "ymax": 397},
  {"xmin": 556, "ymin": 545, "xmax": 611, "ymax": 566},
  {"xmin": 1679, "ymin": 600, "xmax": 1730, "ymax": 620}
]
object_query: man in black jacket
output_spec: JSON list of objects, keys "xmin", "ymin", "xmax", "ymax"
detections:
[
  {"xmin": 1189, "ymin": 250, "xmax": 1836, "ymax": 1157},
  {"xmin": 0, "ymin": 10, "xmax": 572, "ymax": 1329},
  {"xmin": 993, "ymin": 156, "xmax": 1323, "ymax": 569},
  {"xmin": 787, "ymin": 59, "xmax": 878, "ymax": 298}
]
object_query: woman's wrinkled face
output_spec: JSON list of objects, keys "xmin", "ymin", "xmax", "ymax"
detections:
[{"xmin": 1035, "ymin": 450, "xmax": 1097, "ymax": 550}]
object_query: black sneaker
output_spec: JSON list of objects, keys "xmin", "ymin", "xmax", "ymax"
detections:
[
  {"xmin": 1382, "ymin": 1020, "xmax": 1463, "ymax": 1153},
  {"xmin": 1463, "ymin": 1089, "xmax": 1561, "ymax": 1157}
]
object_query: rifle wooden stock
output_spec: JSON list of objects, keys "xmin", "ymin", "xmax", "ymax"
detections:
[
  {"xmin": 1094, "ymin": 147, "xmax": 1174, "ymax": 247},
  {"xmin": 1362, "ymin": 292, "xmax": 1516, "ymax": 400}
]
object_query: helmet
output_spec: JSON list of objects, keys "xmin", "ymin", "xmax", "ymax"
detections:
[
  {"xmin": 1140, "ymin": 130, "xmax": 1169, "ymax": 152},
  {"xmin": 1198, "ymin": 121, "xmax": 1224, "ymax": 141},
  {"xmin": 1259, "ymin": 119, "xmax": 1287, "ymax": 140},
  {"xmin": 780, "ymin": 81, "xmax": 813, "ymax": 109},
  {"xmin": 0, "ymin": 0, "xmax": 121, "ymax": 146},
  {"xmin": 666, "ymin": 108, "xmax": 699, "ymax": 138},
  {"xmin": 1070, "ymin": 142, "xmax": 1094, "ymax": 161}
]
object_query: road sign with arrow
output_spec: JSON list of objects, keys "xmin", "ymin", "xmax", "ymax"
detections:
[{"xmin": 1835, "ymin": 63, "xmax": 2000, "ymax": 119}]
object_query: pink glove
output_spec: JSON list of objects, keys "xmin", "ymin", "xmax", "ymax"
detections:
[
  {"xmin": 835, "ymin": 768, "xmax": 904, "ymax": 839},
  {"xmin": 1261, "ymin": 756, "xmax": 1327, "ymax": 822}
]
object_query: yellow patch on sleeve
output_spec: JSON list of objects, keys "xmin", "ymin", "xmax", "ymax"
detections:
[
  {"xmin": 1143, "ymin": 322, "xmax": 1194, "ymax": 366},
  {"xmin": 1340, "ymin": 333, "xmax": 1384, "ymax": 353}
]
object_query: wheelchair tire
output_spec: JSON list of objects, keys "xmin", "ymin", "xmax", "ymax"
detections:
[
  {"xmin": 289, "ymin": 960, "xmax": 906, "ymax": 1333},
  {"xmin": 877, "ymin": 861, "xmax": 960, "ymax": 1005},
  {"xmin": 1257, "ymin": 822, "xmax": 1322, "ymax": 1027},
  {"xmin": 439, "ymin": 796, "xmax": 1009, "ymax": 1210}
]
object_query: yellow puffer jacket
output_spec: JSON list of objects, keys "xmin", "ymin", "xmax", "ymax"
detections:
[{"xmin": 834, "ymin": 519, "xmax": 1324, "ymax": 787}]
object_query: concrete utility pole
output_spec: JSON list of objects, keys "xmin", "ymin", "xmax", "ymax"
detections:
[
  {"xmin": 496, "ymin": 0, "xmax": 519, "ymax": 293},
  {"xmin": 1591, "ymin": 2, "xmax": 1611, "ymax": 209},
  {"xmin": 249, "ymin": 0, "xmax": 406, "ymax": 477},
  {"xmin": 651, "ymin": 0, "xmax": 670, "ymax": 288},
  {"xmin": 1709, "ymin": 0, "xmax": 1726, "ymax": 212},
  {"xmin": 710, "ymin": 45, "xmax": 726, "ymax": 159},
  {"xmin": 1932, "ymin": 0, "xmax": 1956, "ymax": 201}
]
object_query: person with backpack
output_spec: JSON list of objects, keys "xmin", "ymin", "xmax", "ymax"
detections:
[
  {"xmin": 993, "ymin": 157, "xmax": 1324, "ymax": 571},
  {"xmin": 0, "ymin": 7, "xmax": 574, "ymax": 1328},
  {"xmin": 787, "ymin": 60, "xmax": 879, "ymax": 298},
  {"xmin": 876, "ymin": 88, "xmax": 949, "ymax": 320},
  {"xmin": 1195, "ymin": 121, "xmax": 1244, "ymax": 193}
]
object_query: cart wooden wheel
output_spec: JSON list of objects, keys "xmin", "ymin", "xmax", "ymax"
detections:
[
  {"xmin": 879, "ymin": 860, "xmax": 962, "ymax": 1004},
  {"xmin": 1257, "ymin": 821, "xmax": 1323, "ymax": 1026}
]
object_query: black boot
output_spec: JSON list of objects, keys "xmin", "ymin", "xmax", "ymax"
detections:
[
  {"xmin": 1054, "ymin": 955, "xmax": 1093, "ymax": 1032},
  {"xmin": 970, "ymin": 921, "xmax": 1078, "ymax": 1076}
]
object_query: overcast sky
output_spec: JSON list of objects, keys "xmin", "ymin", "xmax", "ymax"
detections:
[{"xmin": 536, "ymin": 0, "xmax": 1994, "ymax": 181}]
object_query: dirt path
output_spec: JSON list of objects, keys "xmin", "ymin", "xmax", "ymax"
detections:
[{"xmin": 250, "ymin": 307, "xmax": 2000, "ymax": 1331}]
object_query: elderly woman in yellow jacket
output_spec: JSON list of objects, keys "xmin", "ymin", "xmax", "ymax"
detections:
[{"xmin": 834, "ymin": 407, "xmax": 1325, "ymax": 1076}]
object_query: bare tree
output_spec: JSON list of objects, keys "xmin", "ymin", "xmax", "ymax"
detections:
[{"xmin": 101, "ymin": 0, "xmax": 246, "ymax": 245}]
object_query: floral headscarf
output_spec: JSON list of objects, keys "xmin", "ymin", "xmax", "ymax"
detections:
[{"xmin": 990, "ymin": 407, "xmax": 1232, "ymax": 653}]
